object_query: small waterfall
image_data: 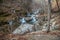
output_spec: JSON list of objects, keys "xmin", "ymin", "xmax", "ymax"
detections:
[{"xmin": 12, "ymin": 8, "xmax": 40, "ymax": 34}]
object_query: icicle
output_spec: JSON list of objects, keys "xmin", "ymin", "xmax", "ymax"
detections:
[
  {"xmin": 20, "ymin": 18, "xmax": 26, "ymax": 24},
  {"xmin": 8, "ymin": 20, "xmax": 13, "ymax": 26}
]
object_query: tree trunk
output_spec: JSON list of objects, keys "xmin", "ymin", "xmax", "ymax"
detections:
[{"xmin": 47, "ymin": 0, "xmax": 51, "ymax": 33}]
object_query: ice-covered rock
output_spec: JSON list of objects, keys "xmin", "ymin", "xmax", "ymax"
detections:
[{"xmin": 12, "ymin": 24, "xmax": 35, "ymax": 34}]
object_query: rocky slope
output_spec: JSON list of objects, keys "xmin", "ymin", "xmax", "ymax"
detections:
[{"xmin": 0, "ymin": 0, "xmax": 60, "ymax": 34}]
